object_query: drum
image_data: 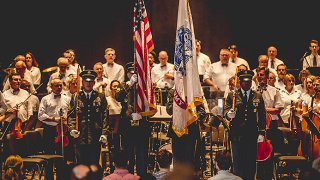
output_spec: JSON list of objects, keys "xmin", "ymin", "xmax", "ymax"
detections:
[
  {"xmin": 154, "ymin": 88, "xmax": 169, "ymax": 106},
  {"xmin": 151, "ymin": 122, "xmax": 170, "ymax": 141},
  {"xmin": 149, "ymin": 122, "xmax": 170, "ymax": 154}
]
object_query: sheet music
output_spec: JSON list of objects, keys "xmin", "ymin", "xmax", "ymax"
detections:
[{"xmin": 151, "ymin": 105, "xmax": 172, "ymax": 119}]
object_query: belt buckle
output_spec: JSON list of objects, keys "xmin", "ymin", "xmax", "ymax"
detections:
[{"xmin": 130, "ymin": 119, "xmax": 140, "ymax": 126}]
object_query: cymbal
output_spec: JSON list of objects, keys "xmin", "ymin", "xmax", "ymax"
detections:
[
  {"xmin": 3, "ymin": 68, "xmax": 14, "ymax": 74},
  {"xmin": 42, "ymin": 66, "xmax": 58, "ymax": 73}
]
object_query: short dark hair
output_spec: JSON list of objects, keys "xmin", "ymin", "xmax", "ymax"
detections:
[
  {"xmin": 215, "ymin": 150, "xmax": 232, "ymax": 170},
  {"xmin": 8, "ymin": 72, "xmax": 21, "ymax": 82},
  {"xmin": 110, "ymin": 80, "xmax": 120, "ymax": 90},
  {"xmin": 157, "ymin": 149, "xmax": 173, "ymax": 168},
  {"xmin": 112, "ymin": 150, "xmax": 128, "ymax": 168},
  {"xmin": 256, "ymin": 66, "xmax": 270, "ymax": 78},
  {"xmin": 149, "ymin": 50, "xmax": 157, "ymax": 59}
]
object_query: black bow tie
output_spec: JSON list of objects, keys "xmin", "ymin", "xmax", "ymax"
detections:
[
  {"xmin": 54, "ymin": 94, "xmax": 61, "ymax": 98},
  {"xmin": 59, "ymin": 74, "xmax": 65, "ymax": 79},
  {"xmin": 107, "ymin": 63, "xmax": 114, "ymax": 66},
  {"xmin": 221, "ymin": 63, "xmax": 228, "ymax": 67},
  {"xmin": 160, "ymin": 64, "xmax": 167, "ymax": 68},
  {"xmin": 257, "ymin": 85, "xmax": 267, "ymax": 92},
  {"xmin": 13, "ymin": 89, "xmax": 20, "ymax": 95}
]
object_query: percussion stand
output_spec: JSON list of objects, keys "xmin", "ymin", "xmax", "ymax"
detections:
[
  {"xmin": 152, "ymin": 122, "xmax": 162, "ymax": 173},
  {"xmin": 209, "ymin": 124, "xmax": 214, "ymax": 177}
]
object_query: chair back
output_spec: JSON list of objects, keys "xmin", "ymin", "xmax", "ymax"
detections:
[{"xmin": 7, "ymin": 129, "xmax": 43, "ymax": 157}]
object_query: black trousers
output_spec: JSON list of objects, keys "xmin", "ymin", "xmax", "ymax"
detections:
[{"xmin": 42, "ymin": 123, "xmax": 67, "ymax": 180}]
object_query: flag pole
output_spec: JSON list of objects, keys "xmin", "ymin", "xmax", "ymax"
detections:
[{"xmin": 133, "ymin": 29, "xmax": 137, "ymax": 114}]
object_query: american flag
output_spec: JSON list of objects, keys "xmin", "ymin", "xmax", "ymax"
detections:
[{"xmin": 133, "ymin": 0, "xmax": 156, "ymax": 116}]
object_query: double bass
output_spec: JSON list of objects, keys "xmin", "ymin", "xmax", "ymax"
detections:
[
  {"xmin": 299, "ymin": 109, "xmax": 320, "ymax": 160},
  {"xmin": 298, "ymin": 91, "xmax": 320, "ymax": 159}
]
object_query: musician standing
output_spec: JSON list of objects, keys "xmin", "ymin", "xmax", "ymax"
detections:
[
  {"xmin": 255, "ymin": 67, "xmax": 284, "ymax": 179},
  {"xmin": 256, "ymin": 67, "xmax": 284, "ymax": 128},
  {"xmin": 225, "ymin": 70, "xmax": 266, "ymax": 180},
  {"xmin": 68, "ymin": 70, "xmax": 109, "ymax": 165},
  {"xmin": 38, "ymin": 77, "xmax": 71, "ymax": 180},
  {"xmin": 151, "ymin": 50, "xmax": 174, "ymax": 89},
  {"xmin": 47, "ymin": 57, "xmax": 70, "ymax": 94},
  {"xmin": 302, "ymin": 39, "xmax": 320, "ymax": 70},
  {"xmin": 2, "ymin": 73, "xmax": 33, "ymax": 131}
]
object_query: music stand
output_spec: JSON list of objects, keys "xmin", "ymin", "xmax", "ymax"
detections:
[
  {"xmin": 302, "ymin": 115, "xmax": 320, "ymax": 160},
  {"xmin": 307, "ymin": 67, "xmax": 320, "ymax": 76}
]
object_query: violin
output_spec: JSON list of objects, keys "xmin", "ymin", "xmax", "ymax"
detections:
[
  {"xmin": 11, "ymin": 118, "xmax": 23, "ymax": 139},
  {"xmin": 54, "ymin": 109, "xmax": 69, "ymax": 147}
]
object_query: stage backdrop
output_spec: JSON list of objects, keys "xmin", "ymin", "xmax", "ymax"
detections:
[{"xmin": 1, "ymin": 1, "xmax": 319, "ymax": 91}]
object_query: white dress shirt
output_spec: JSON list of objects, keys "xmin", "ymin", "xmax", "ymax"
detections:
[
  {"xmin": 151, "ymin": 63, "xmax": 175, "ymax": 89},
  {"xmin": 66, "ymin": 63, "xmax": 82, "ymax": 75},
  {"xmin": 275, "ymin": 77, "xmax": 285, "ymax": 90},
  {"xmin": 2, "ymin": 88, "xmax": 33, "ymax": 122},
  {"xmin": 93, "ymin": 77, "xmax": 110, "ymax": 95},
  {"xmin": 0, "ymin": 91, "xmax": 8, "ymax": 115},
  {"xmin": 3, "ymin": 70, "xmax": 36, "ymax": 93},
  {"xmin": 203, "ymin": 61, "xmax": 237, "ymax": 91},
  {"xmin": 261, "ymin": 85, "xmax": 284, "ymax": 120},
  {"xmin": 197, "ymin": 52, "xmax": 211, "ymax": 75},
  {"xmin": 38, "ymin": 93, "xmax": 71, "ymax": 126},
  {"xmin": 46, "ymin": 71, "xmax": 70, "ymax": 94},
  {"xmin": 268, "ymin": 58, "xmax": 284, "ymax": 69},
  {"xmin": 106, "ymin": 96, "xmax": 122, "ymax": 115},
  {"xmin": 102, "ymin": 62, "xmax": 125, "ymax": 83},
  {"xmin": 229, "ymin": 57, "xmax": 250, "ymax": 70},
  {"xmin": 279, "ymin": 87, "xmax": 301, "ymax": 123},
  {"xmin": 303, "ymin": 54, "xmax": 319, "ymax": 70},
  {"xmin": 28, "ymin": 66, "xmax": 41, "ymax": 85}
]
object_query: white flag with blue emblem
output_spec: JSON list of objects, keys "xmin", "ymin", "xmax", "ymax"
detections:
[{"xmin": 173, "ymin": 0, "xmax": 203, "ymax": 137}]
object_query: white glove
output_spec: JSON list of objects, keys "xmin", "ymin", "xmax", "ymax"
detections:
[
  {"xmin": 227, "ymin": 109, "xmax": 236, "ymax": 119},
  {"xmin": 129, "ymin": 74, "xmax": 137, "ymax": 87},
  {"xmin": 257, "ymin": 134, "xmax": 265, "ymax": 143},
  {"xmin": 99, "ymin": 135, "xmax": 108, "ymax": 144},
  {"xmin": 70, "ymin": 130, "xmax": 80, "ymax": 138},
  {"xmin": 131, "ymin": 112, "xmax": 142, "ymax": 120}
]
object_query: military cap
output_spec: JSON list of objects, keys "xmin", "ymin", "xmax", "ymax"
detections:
[
  {"xmin": 80, "ymin": 69, "xmax": 97, "ymax": 82},
  {"xmin": 237, "ymin": 70, "xmax": 254, "ymax": 82},
  {"xmin": 125, "ymin": 62, "xmax": 136, "ymax": 74},
  {"xmin": 228, "ymin": 44, "xmax": 238, "ymax": 51}
]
